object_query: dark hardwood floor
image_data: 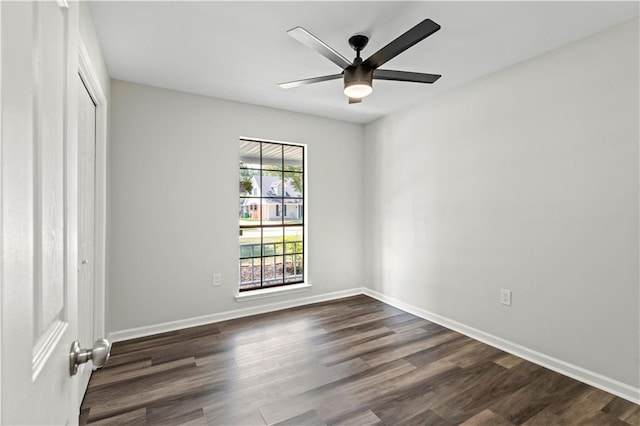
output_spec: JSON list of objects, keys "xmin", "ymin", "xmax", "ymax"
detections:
[{"xmin": 80, "ymin": 295, "xmax": 639, "ymax": 425}]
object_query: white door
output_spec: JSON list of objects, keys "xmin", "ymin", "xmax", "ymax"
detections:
[
  {"xmin": 77, "ymin": 74, "xmax": 97, "ymax": 403},
  {"xmin": 1, "ymin": 1, "xmax": 83, "ymax": 423}
]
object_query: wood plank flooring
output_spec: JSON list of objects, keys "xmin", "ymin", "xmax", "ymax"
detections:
[{"xmin": 80, "ymin": 295, "xmax": 639, "ymax": 425}]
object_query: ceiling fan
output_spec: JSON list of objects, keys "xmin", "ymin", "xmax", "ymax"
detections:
[{"xmin": 279, "ymin": 19, "xmax": 442, "ymax": 104}]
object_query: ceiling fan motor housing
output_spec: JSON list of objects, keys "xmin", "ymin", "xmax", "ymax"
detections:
[{"xmin": 344, "ymin": 65, "xmax": 373, "ymax": 92}]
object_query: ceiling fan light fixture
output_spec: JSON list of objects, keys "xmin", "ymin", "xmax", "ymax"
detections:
[
  {"xmin": 343, "ymin": 66, "xmax": 373, "ymax": 98},
  {"xmin": 344, "ymin": 81, "xmax": 372, "ymax": 98}
]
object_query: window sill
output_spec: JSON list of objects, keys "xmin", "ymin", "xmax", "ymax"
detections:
[{"xmin": 235, "ymin": 283, "xmax": 312, "ymax": 302}]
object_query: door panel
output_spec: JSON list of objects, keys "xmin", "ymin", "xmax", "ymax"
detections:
[
  {"xmin": 1, "ymin": 1, "xmax": 80, "ymax": 424},
  {"xmin": 33, "ymin": 0, "xmax": 67, "ymax": 375},
  {"xmin": 77, "ymin": 74, "xmax": 97, "ymax": 398}
]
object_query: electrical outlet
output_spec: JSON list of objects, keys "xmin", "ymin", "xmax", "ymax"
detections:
[
  {"xmin": 212, "ymin": 273, "xmax": 222, "ymax": 287},
  {"xmin": 500, "ymin": 289, "xmax": 512, "ymax": 306}
]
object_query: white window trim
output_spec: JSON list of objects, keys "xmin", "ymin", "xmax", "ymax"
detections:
[
  {"xmin": 235, "ymin": 283, "xmax": 312, "ymax": 302},
  {"xmin": 238, "ymin": 136, "xmax": 309, "ymax": 297}
]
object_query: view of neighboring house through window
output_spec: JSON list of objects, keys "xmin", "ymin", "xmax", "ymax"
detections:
[{"xmin": 239, "ymin": 139, "xmax": 304, "ymax": 291}]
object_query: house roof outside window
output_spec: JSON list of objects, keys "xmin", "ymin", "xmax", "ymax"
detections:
[{"xmin": 242, "ymin": 175, "xmax": 302, "ymax": 205}]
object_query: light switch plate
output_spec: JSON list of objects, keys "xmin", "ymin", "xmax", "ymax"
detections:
[
  {"xmin": 500, "ymin": 289, "xmax": 512, "ymax": 306},
  {"xmin": 213, "ymin": 273, "xmax": 222, "ymax": 286}
]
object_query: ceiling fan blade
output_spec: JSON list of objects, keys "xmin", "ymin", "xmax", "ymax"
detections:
[
  {"xmin": 363, "ymin": 19, "xmax": 440, "ymax": 70},
  {"xmin": 348, "ymin": 97, "xmax": 362, "ymax": 104},
  {"xmin": 374, "ymin": 69, "xmax": 441, "ymax": 84},
  {"xmin": 279, "ymin": 74, "xmax": 343, "ymax": 89},
  {"xmin": 287, "ymin": 27, "xmax": 352, "ymax": 70}
]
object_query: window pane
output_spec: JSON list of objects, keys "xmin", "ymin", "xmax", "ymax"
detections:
[
  {"xmin": 285, "ymin": 227, "xmax": 304, "ymax": 270},
  {"xmin": 261, "ymin": 143, "xmax": 282, "ymax": 170},
  {"xmin": 239, "ymin": 168, "xmax": 260, "ymax": 197},
  {"xmin": 261, "ymin": 199, "xmax": 283, "ymax": 225},
  {"xmin": 238, "ymin": 203, "xmax": 262, "ymax": 226},
  {"xmin": 283, "ymin": 172, "xmax": 303, "ymax": 198},
  {"xmin": 263, "ymin": 256, "xmax": 284, "ymax": 286},
  {"xmin": 283, "ymin": 200, "xmax": 303, "ymax": 225},
  {"xmin": 284, "ymin": 239, "xmax": 304, "ymax": 254},
  {"xmin": 239, "ymin": 227, "xmax": 261, "ymax": 257},
  {"xmin": 261, "ymin": 171, "xmax": 283, "ymax": 198},
  {"xmin": 240, "ymin": 140, "xmax": 261, "ymax": 167},
  {"xmin": 263, "ymin": 225, "xmax": 283, "ymax": 244},
  {"xmin": 240, "ymin": 258, "xmax": 261, "ymax": 290},
  {"xmin": 285, "ymin": 226, "xmax": 303, "ymax": 245},
  {"xmin": 285, "ymin": 254, "xmax": 304, "ymax": 283},
  {"xmin": 283, "ymin": 145, "xmax": 303, "ymax": 170}
]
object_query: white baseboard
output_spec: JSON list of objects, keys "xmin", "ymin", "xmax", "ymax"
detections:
[
  {"xmin": 362, "ymin": 288, "xmax": 640, "ymax": 405},
  {"xmin": 108, "ymin": 287, "xmax": 365, "ymax": 343}
]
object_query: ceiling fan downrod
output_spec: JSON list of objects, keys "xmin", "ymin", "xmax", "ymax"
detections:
[{"xmin": 348, "ymin": 34, "xmax": 369, "ymax": 64}]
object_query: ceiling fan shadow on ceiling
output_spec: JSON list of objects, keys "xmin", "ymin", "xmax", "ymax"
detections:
[{"xmin": 278, "ymin": 19, "xmax": 442, "ymax": 104}]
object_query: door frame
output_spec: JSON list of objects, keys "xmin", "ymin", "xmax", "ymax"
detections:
[
  {"xmin": 0, "ymin": 2, "xmax": 4, "ymax": 421},
  {"xmin": 78, "ymin": 37, "xmax": 107, "ymax": 343}
]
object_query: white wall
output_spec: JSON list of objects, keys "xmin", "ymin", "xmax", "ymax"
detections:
[
  {"xmin": 364, "ymin": 18, "xmax": 639, "ymax": 390},
  {"xmin": 108, "ymin": 80, "xmax": 364, "ymax": 333}
]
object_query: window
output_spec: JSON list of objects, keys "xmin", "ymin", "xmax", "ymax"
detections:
[{"xmin": 239, "ymin": 139, "xmax": 304, "ymax": 291}]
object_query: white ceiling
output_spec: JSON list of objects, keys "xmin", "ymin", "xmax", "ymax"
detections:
[{"xmin": 90, "ymin": 1, "xmax": 638, "ymax": 124}]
